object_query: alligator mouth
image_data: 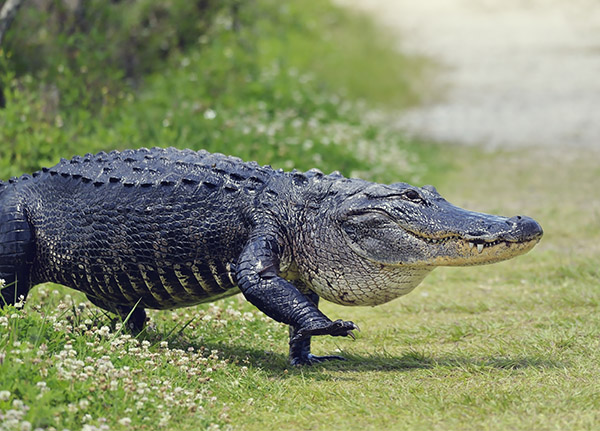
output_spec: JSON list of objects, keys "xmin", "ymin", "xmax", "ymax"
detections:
[
  {"xmin": 407, "ymin": 231, "xmax": 524, "ymax": 254},
  {"xmin": 413, "ymin": 231, "xmax": 541, "ymax": 266}
]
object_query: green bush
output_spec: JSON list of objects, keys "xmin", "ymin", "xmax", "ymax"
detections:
[{"xmin": 0, "ymin": 0, "xmax": 427, "ymax": 182}]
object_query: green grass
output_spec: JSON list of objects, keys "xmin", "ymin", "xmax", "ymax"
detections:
[
  {"xmin": 2, "ymin": 148, "xmax": 598, "ymax": 430},
  {"xmin": 2, "ymin": 0, "xmax": 600, "ymax": 430}
]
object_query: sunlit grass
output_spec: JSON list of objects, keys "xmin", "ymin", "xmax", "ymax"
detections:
[{"xmin": 2, "ymin": 146, "xmax": 598, "ymax": 430}]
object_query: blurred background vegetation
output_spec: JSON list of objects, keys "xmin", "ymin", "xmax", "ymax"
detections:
[{"xmin": 0, "ymin": 0, "xmax": 431, "ymax": 183}]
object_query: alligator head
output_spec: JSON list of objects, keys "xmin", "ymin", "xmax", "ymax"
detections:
[
  {"xmin": 300, "ymin": 181, "xmax": 543, "ymax": 306},
  {"xmin": 339, "ymin": 182, "xmax": 543, "ymax": 267}
]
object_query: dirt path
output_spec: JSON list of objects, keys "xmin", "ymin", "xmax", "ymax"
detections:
[{"xmin": 338, "ymin": 0, "xmax": 600, "ymax": 149}]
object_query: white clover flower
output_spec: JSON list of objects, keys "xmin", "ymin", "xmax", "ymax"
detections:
[
  {"xmin": 203, "ymin": 109, "xmax": 217, "ymax": 120},
  {"xmin": 11, "ymin": 399, "xmax": 26, "ymax": 410},
  {"xmin": 118, "ymin": 417, "xmax": 132, "ymax": 426},
  {"xmin": 158, "ymin": 412, "xmax": 171, "ymax": 427},
  {"xmin": 0, "ymin": 390, "xmax": 10, "ymax": 400}
]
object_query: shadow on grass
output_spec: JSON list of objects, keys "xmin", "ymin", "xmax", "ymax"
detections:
[
  {"xmin": 178, "ymin": 338, "xmax": 567, "ymax": 376},
  {"xmin": 340, "ymin": 352, "xmax": 568, "ymax": 373},
  {"xmin": 306, "ymin": 351, "xmax": 568, "ymax": 375}
]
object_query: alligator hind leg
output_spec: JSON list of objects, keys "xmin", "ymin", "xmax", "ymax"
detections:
[
  {"xmin": 0, "ymin": 210, "xmax": 34, "ymax": 307},
  {"xmin": 86, "ymin": 294, "xmax": 147, "ymax": 334},
  {"xmin": 288, "ymin": 290, "xmax": 348, "ymax": 366}
]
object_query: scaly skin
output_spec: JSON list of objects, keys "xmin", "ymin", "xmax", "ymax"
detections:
[{"xmin": 0, "ymin": 147, "xmax": 543, "ymax": 365}]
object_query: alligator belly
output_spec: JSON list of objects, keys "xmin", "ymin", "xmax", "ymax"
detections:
[{"xmin": 46, "ymin": 255, "xmax": 241, "ymax": 310}]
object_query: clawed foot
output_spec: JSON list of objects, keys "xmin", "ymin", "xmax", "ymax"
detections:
[
  {"xmin": 290, "ymin": 319, "xmax": 359, "ymax": 344},
  {"xmin": 288, "ymin": 319, "xmax": 359, "ymax": 366},
  {"xmin": 288, "ymin": 319, "xmax": 359, "ymax": 365},
  {"xmin": 290, "ymin": 353, "xmax": 347, "ymax": 366}
]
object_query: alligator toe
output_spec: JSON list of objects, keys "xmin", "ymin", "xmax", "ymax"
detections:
[{"xmin": 290, "ymin": 353, "xmax": 347, "ymax": 366}]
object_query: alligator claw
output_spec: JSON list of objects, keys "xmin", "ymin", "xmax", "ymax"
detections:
[
  {"xmin": 325, "ymin": 319, "xmax": 358, "ymax": 338},
  {"xmin": 343, "ymin": 322, "xmax": 360, "ymax": 340}
]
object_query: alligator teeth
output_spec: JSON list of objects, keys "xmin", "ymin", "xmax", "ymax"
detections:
[
  {"xmin": 469, "ymin": 242, "xmax": 475, "ymax": 249},
  {"xmin": 477, "ymin": 243, "xmax": 484, "ymax": 254}
]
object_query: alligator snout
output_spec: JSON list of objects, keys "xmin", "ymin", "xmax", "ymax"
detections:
[
  {"xmin": 463, "ymin": 214, "xmax": 543, "ymax": 243},
  {"xmin": 505, "ymin": 215, "xmax": 543, "ymax": 242}
]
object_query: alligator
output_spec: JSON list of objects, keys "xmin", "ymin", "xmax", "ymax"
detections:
[{"xmin": 0, "ymin": 147, "xmax": 543, "ymax": 365}]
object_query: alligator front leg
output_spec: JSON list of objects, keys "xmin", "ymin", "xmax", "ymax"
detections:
[{"xmin": 235, "ymin": 231, "xmax": 357, "ymax": 365}]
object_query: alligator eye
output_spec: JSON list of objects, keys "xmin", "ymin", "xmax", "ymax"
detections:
[{"xmin": 403, "ymin": 189, "xmax": 423, "ymax": 202}]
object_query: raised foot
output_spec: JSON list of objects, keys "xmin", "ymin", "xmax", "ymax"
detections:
[
  {"xmin": 290, "ymin": 319, "xmax": 359, "ymax": 344},
  {"xmin": 290, "ymin": 353, "xmax": 347, "ymax": 366}
]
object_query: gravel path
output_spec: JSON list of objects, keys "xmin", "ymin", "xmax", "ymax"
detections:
[{"xmin": 338, "ymin": 0, "xmax": 600, "ymax": 149}]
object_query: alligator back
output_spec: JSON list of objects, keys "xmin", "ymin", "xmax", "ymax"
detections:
[{"xmin": 20, "ymin": 147, "xmax": 280, "ymax": 309}]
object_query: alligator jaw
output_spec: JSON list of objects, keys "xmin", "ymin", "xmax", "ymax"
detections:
[{"xmin": 408, "ymin": 231, "xmax": 542, "ymax": 266}]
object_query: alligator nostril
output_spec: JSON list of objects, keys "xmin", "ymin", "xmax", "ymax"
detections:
[
  {"xmin": 509, "ymin": 215, "xmax": 543, "ymax": 240},
  {"xmin": 507, "ymin": 215, "xmax": 523, "ymax": 224}
]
